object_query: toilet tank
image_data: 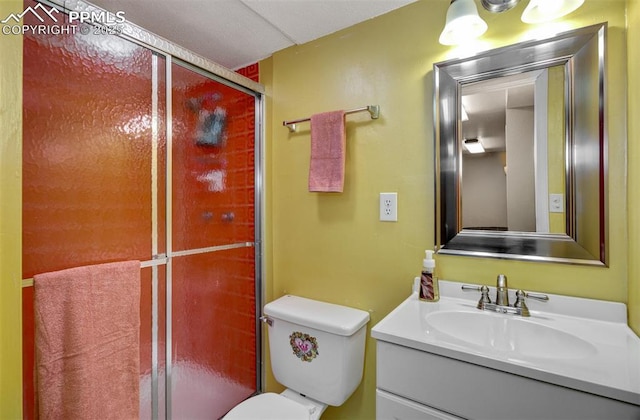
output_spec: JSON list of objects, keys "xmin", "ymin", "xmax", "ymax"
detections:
[{"xmin": 263, "ymin": 295, "xmax": 370, "ymax": 406}]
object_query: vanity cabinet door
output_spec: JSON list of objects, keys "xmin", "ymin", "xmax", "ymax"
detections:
[
  {"xmin": 376, "ymin": 341, "xmax": 640, "ymax": 420},
  {"xmin": 377, "ymin": 390, "xmax": 464, "ymax": 420}
]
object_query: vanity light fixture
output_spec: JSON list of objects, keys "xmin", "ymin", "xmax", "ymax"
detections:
[
  {"xmin": 439, "ymin": 0, "xmax": 488, "ymax": 46},
  {"xmin": 521, "ymin": 0, "xmax": 585, "ymax": 23},
  {"xmin": 463, "ymin": 138, "xmax": 485, "ymax": 154},
  {"xmin": 441, "ymin": 0, "xmax": 586, "ymax": 46}
]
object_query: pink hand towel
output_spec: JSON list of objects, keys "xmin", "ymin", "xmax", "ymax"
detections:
[
  {"xmin": 34, "ymin": 260, "xmax": 141, "ymax": 420},
  {"xmin": 309, "ymin": 110, "xmax": 346, "ymax": 192}
]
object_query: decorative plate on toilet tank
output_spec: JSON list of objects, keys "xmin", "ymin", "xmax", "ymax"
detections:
[{"xmin": 289, "ymin": 332, "xmax": 319, "ymax": 362}]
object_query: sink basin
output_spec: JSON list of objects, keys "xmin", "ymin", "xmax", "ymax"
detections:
[
  {"xmin": 425, "ymin": 310, "xmax": 597, "ymax": 360},
  {"xmin": 372, "ymin": 281, "xmax": 640, "ymax": 406}
]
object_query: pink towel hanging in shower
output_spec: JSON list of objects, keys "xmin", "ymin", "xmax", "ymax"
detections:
[
  {"xmin": 34, "ymin": 260, "xmax": 141, "ymax": 420},
  {"xmin": 309, "ymin": 110, "xmax": 346, "ymax": 192}
]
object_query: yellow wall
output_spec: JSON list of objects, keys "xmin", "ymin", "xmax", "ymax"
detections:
[
  {"xmin": 0, "ymin": 0, "xmax": 23, "ymax": 416},
  {"xmin": 548, "ymin": 65, "xmax": 566, "ymax": 233},
  {"xmin": 263, "ymin": 0, "xmax": 629, "ymax": 418},
  {"xmin": 628, "ymin": 0, "xmax": 640, "ymax": 335}
]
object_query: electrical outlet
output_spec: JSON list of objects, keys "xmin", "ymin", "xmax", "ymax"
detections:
[
  {"xmin": 549, "ymin": 193, "xmax": 564, "ymax": 213},
  {"xmin": 380, "ymin": 192, "xmax": 398, "ymax": 222}
]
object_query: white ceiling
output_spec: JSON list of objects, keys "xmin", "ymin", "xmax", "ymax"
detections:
[
  {"xmin": 462, "ymin": 72, "xmax": 537, "ymax": 153},
  {"xmin": 88, "ymin": 0, "xmax": 418, "ymax": 70}
]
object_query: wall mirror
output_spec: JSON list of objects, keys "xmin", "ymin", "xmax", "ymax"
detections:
[{"xmin": 434, "ymin": 23, "xmax": 607, "ymax": 266}]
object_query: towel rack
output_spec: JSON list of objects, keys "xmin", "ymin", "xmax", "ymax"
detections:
[
  {"xmin": 283, "ymin": 105, "xmax": 380, "ymax": 133},
  {"xmin": 20, "ymin": 258, "xmax": 164, "ymax": 288},
  {"xmin": 20, "ymin": 242, "xmax": 255, "ymax": 288}
]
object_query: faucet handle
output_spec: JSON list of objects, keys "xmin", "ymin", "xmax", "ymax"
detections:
[
  {"xmin": 514, "ymin": 289, "xmax": 549, "ymax": 317},
  {"xmin": 514, "ymin": 289, "xmax": 549, "ymax": 302},
  {"xmin": 462, "ymin": 285, "xmax": 491, "ymax": 309},
  {"xmin": 523, "ymin": 291, "xmax": 549, "ymax": 301}
]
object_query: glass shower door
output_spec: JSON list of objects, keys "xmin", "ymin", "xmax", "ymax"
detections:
[
  {"xmin": 22, "ymin": 1, "xmax": 261, "ymax": 416},
  {"xmin": 21, "ymin": 6, "xmax": 168, "ymax": 416},
  {"xmin": 169, "ymin": 61, "xmax": 258, "ymax": 418}
]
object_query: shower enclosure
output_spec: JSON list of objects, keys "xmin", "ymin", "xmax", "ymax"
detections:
[{"xmin": 21, "ymin": 0, "xmax": 263, "ymax": 418}]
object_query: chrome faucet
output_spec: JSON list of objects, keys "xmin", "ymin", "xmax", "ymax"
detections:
[
  {"xmin": 462, "ymin": 274, "xmax": 549, "ymax": 317},
  {"xmin": 495, "ymin": 274, "xmax": 509, "ymax": 306}
]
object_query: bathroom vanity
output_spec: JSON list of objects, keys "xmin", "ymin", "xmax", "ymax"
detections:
[{"xmin": 371, "ymin": 281, "xmax": 640, "ymax": 420}]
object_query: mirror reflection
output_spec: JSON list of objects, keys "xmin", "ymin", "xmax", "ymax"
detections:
[
  {"xmin": 460, "ymin": 66, "xmax": 566, "ymax": 234},
  {"xmin": 433, "ymin": 23, "xmax": 607, "ymax": 265}
]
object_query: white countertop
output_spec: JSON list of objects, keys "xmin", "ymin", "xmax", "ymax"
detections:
[{"xmin": 371, "ymin": 280, "xmax": 640, "ymax": 406}]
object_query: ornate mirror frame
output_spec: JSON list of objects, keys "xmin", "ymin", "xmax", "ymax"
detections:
[{"xmin": 434, "ymin": 23, "xmax": 607, "ymax": 266}]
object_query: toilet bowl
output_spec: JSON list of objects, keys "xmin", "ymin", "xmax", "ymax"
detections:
[{"xmin": 224, "ymin": 295, "xmax": 369, "ymax": 420}]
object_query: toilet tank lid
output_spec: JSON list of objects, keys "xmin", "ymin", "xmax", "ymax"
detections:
[{"xmin": 264, "ymin": 295, "xmax": 370, "ymax": 336}]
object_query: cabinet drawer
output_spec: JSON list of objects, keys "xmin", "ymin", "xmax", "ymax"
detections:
[{"xmin": 377, "ymin": 389, "xmax": 463, "ymax": 420}]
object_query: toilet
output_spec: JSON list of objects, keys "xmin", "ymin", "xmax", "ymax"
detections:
[{"xmin": 224, "ymin": 295, "xmax": 370, "ymax": 420}]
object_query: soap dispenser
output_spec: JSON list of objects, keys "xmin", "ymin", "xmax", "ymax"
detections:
[{"xmin": 419, "ymin": 250, "xmax": 439, "ymax": 302}]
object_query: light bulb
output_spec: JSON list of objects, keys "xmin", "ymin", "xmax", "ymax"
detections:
[
  {"xmin": 439, "ymin": 0, "xmax": 488, "ymax": 46},
  {"xmin": 521, "ymin": 0, "xmax": 585, "ymax": 24}
]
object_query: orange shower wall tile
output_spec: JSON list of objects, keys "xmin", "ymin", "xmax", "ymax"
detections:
[
  {"xmin": 22, "ymin": 2, "xmax": 258, "ymax": 417},
  {"xmin": 21, "ymin": 0, "xmax": 163, "ymax": 416},
  {"xmin": 172, "ymin": 63, "xmax": 255, "ymax": 251},
  {"xmin": 236, "ymin": 63, "xmax": 259, "ymax": 82},
  {"xmin": 174, "ymin": 62, "xmax": 258, "ymax": 416},
  {"xmin": 22, "ymin": 6, "xmax": 157, "ymax": 279},
  {"xmin": 171, "ymin": 247, "xmax": 256, "ymax": 418}
]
